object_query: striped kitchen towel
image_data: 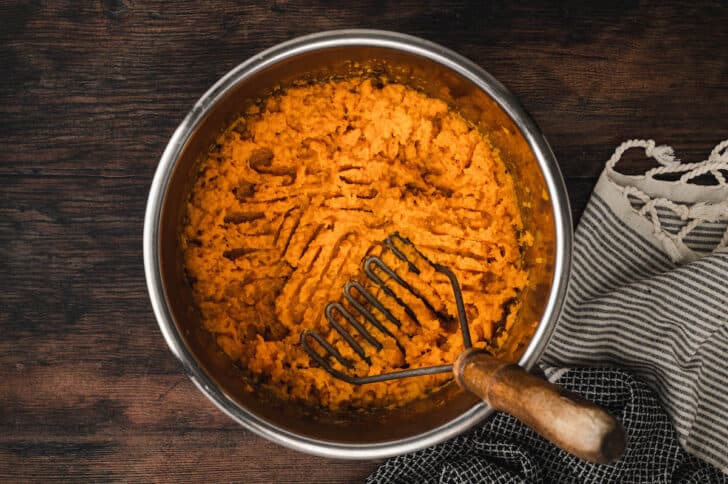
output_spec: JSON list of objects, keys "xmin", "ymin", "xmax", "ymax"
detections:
[
  {"xmin": 541, "ymin": 139, "xmax": 728, "ymax": 473},
  {"xmin": 369, "ymin": 140, "xmax": 728, "ymax": 482}
]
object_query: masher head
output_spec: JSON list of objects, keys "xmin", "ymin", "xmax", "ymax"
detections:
[{"xmin": 300, "ymin": 233, "xmax": 472, "ymax": 384}]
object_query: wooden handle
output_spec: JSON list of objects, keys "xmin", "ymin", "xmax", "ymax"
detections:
[{"xmin": 454, "ymin": 348, "xmax": 626, "ymax": 464}]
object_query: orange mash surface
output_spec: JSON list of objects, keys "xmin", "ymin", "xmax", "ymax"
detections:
[{"xmin": 182, "ymin": 78, "xmax": 528, "ymax": 410}]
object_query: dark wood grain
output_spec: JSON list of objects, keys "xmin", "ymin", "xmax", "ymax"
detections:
[{"xmin": 1, "ymin": 1, "xmax": 726, "ymax": 481}]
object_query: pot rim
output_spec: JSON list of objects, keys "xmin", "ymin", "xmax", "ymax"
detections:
[{"xmin": 143, "ymin": 29, "xmax": 572, "ymax": 459}]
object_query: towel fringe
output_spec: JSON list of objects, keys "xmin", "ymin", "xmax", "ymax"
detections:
[{"xmin": 606, "ymin": 139, "xmax": 728, "ymax": 262}]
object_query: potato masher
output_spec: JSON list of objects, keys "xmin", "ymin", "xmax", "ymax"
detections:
[{"xmin": 300, "ymin": 233, "xmax": 625, "ymax": 463}]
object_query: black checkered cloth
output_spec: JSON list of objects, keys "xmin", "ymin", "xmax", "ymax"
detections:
[{"xmin": 367, "ymin": 368, "xmax": 726, "ymax": 483}]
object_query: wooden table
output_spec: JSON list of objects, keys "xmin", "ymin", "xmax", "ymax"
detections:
[{"xmin": 2, "ymin": 1, "xmax": 726, "ymax": 481}]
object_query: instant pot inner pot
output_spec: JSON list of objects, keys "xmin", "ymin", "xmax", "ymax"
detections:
[{"xmin": 158, "ymin": 45, "xmax": 556, "ymax": 443}]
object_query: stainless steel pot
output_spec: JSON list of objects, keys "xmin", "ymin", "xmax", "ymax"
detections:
[{"xmin": 144, "ymin": 29, "xmax": 572, "ymax": 459}]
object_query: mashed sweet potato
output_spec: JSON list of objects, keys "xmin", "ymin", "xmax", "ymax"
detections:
[{"xmin": 182, "ymin": 78, "xmax": 529, "ymax": 411}]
